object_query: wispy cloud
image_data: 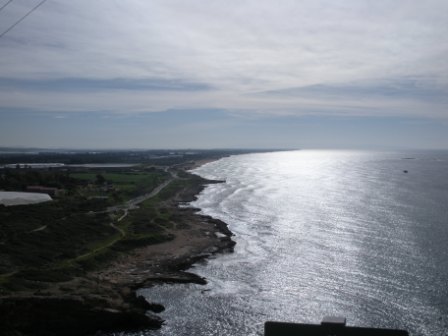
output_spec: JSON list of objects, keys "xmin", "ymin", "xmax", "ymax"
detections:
[
  {"xmin": 1, "ymin": 0, "xmax": 447, "ymax": 117},
  {"xmin": 0, "ymin": 0, "xmax": 448, "ymax": 148},
  {"xmin": 0, "ymin": 77, "xmax": 211, "ymax": 92},
  {"xmin": 262, "ymin": 77, "xmax": 448, "ymax": 102}
]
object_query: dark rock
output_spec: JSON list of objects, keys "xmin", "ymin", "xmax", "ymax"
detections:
[
  {"xmin": 147, "ymin": 302, "xmax": 165, "ymax": 313},
  {"xmin": 130, "ymin": 295, "xmax": 165, "ymax": 313},
  {"xmin": 0, "ymin": 297, "xmax": 163, "ymax": 336}
]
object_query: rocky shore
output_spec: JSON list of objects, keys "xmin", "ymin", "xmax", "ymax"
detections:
[{"xmin": 0, "ymin": 176, "xmax": 235, "ymax": 336}]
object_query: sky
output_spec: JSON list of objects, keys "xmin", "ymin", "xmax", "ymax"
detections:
[{"xmin": 0, "ymin": 0, "xmax": 448, "ymax": 149}]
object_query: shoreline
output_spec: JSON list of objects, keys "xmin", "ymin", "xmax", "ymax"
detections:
[{"xmin": 0, "ymin": 159, "xmax": 235, "ymax": 336}]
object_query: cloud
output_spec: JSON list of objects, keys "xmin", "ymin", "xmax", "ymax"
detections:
[
  {"xmin": 0, "ymin": 77, "xmax": 211, "ymax": 92},
  {"xmin": 263, "ymin": 77, "xmax": 448, "ymax": 102},
  {"xmin": 256, "ymin": 76, "xmax": 448, "ymax": 117},
  {"xmin": 0, "ymin": 0, "xmax": 447, "ymax": 118}
]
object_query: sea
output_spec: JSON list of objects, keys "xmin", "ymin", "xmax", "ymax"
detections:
[{"xmin": 125, "ymin": 150, "xmax": 448, "ymax": 336}]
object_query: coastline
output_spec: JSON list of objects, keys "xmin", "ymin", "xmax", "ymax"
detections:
[{"xmin": 0, "ymin": 158, "xmax": 235, "ymax": 336}]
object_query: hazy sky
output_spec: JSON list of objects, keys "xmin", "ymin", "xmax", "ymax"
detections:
[{"xmin": 1, "ymin": 0, "xmax": 447, "ymax": 149}]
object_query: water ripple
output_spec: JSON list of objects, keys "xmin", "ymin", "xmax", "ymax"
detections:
[{"xmin": 132, "ymin": 150, "xmax": 448, "ymax": 336}]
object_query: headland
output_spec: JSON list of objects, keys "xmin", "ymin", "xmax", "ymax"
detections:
[{"xmin": 0, "ymin": 149, "xmax": 260, "ymax": 335}]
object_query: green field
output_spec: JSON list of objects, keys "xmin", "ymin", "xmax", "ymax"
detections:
[{"xmin": 71, "ymin": 171, "xmax": 170, "ymax": 198}]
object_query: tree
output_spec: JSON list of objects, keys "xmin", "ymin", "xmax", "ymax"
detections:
[{"xmin": 95, "ymin": 174, "xmax": 106, "ymax": 185}]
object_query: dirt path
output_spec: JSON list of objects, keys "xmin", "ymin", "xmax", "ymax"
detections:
[
  {"xmin": 29, "ymin": 225, "xmax": 47, "ymax": 233},
  {"xmin": 78, "ymin": 175, "xmax": 177, "ymax": 261}
]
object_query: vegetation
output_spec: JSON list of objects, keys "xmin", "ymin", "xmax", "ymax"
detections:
[
  {"xmin": 70, "ymin": 170, "xmax": 169, "ymax": 199},
  {"xmin": 0, "ymin": 161, "xmax": 208, "ymax": 294},
  {"xmin": 0, "ymin": 200, "xmax": 115, "ymax": 291},
  {"xmin": 0, "ymin": 148, "xmax": 260, "ymax": 165},
  {"xmin": 0, "ymin": 169, "xmax": 78, "ymax": 191},
  {"xmin": 0, "ymin": 150, "xmax": 240, "ymax": 335}
]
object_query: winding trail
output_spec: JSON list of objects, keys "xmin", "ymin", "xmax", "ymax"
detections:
[
  {"xmin": 105, "ymin": 172, "xmax": 175, "ymax": 214},
  {"xmin": 77, "ymin": 171, "xmax": 178, "ymax": 260},
  {"xmin": 29, "ymin": 225, "xmax": 47, "ymax": 233},
  {"xmin": 105, "ymin": 173, "xmax": 175, "ymax": 225}
]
